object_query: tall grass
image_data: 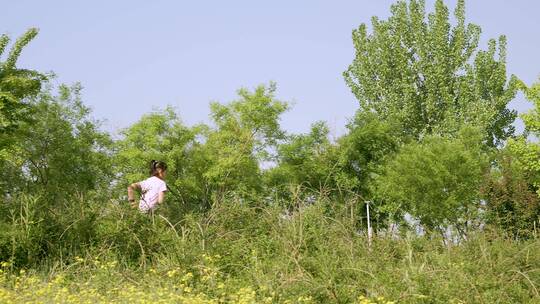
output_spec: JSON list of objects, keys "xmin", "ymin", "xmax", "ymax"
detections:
[{"xmin": 0, "ymin": 194, "xmax": 539, "ymax": 303}]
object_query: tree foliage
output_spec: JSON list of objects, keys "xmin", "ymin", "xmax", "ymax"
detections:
[
  {"xmin": 265, "ymin": 121, "xmax": 338, "ymax": 197},
  {"xmin": 481, "ymin": 149, "xmax": 540, "ymax": 239},
  {"xmin": 116, "ymin": 84, "xmax": 289, "ymax": 209},
  {"xmin": 115, "ymin": 107, "xmax": 195, "ymax": 186},
  {"xmin": 506, "ymin": 79, "xmax": 540, "ymax": 195},
  {"xmin": 114, "ymin": 107, "xmax": 206, "ymax": 213},
  {"xmin": 0, "ymin": 28, "xmax": 45, "ymax": 141},
  {"xmin": 344, "ymin": 0, "xmax": 518, "ymax": 146},
  {"xmin": 336, "ymin": 111, "xmax": 402, "ymax": 198},
  {"xmin": 374, "ymin": 127, "xmax": 489, "ymax": 236},
  {"xmin": 203, "ymin": 83, "xmax": 289, "ymax": 197},
  {"xmin": 0, "ymin": 83, "xmax": 113, "ymax": 198}
]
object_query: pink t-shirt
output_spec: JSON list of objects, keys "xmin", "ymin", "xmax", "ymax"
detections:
[{"xmin": 138, "ymin": 176, "xmax": 167, "ymax": 212}]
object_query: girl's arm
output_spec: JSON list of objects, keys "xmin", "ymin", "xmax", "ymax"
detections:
[
  {"xmin": 158, "ymin": 191, "xmax": 166, "ymax": 204},
  {"xmin": 127, "ymin": 183, "xmax": 141, "ymax": 207}
]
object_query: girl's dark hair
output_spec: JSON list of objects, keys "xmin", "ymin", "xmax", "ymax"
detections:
[{"xmin": 149, "ymin": 160, "xmax": 167, "ymax": 176}]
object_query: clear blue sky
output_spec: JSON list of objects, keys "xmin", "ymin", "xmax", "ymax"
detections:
[{"xmin": 3, "ymin": 0, "xmax": 540, "ymax": 136}]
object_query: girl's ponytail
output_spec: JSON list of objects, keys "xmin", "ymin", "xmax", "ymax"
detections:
[
  {"xmin": 149, "ymin": 160, "xmax": 157, "ymax": 176},
  {"xmin": 149, "ymin": 160, "xmax": 167, "ymax": 176}
]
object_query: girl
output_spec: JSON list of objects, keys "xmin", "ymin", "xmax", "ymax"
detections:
[{"xmin": 127, "ymin": 160, "xmax": 168, "ymax": 213}]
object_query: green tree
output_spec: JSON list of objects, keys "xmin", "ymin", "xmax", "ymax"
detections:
[
  {"xmin": 115, "ymin": 83, "xmax": 288, "ymax": 209},
  {"xmin": 374, "ymin": 127, "xmax": 489, "ymax": 238},
  {"xmin": 344, "ymin": 0, "xmax": 518, "ymax": 146},
  {"xmin": 115, "ymin": 107, "xmax": 194, "ymax": 183},
  {"xmin": 481, "ymin": 149, "xmax": 540, "ymax": 239},
  {"xmin": 494, "ymin": 78, "xmax": 540, "ymax": 237},
  {"xmin": 202, "ymin": 83, "xmax": 289, "ymax": 199},
  {"xmin": 266, "ymin": 121, "xmax": 336, "ymax": 194},
  {"xmin": 0, "ymin": 28, "xmax": 45, "ymax": 142},
  {"xmin": 336, "ymin": 111, "xmax": 403, "ymax": 198},
  {"xmin": 0, "ymin": 83, "xmax": 113, "ymax": 198},
  {"xmin": 267, "ymin": 112, "xmax": 402, "ymax": 214},
  {"xmin": 114, "ymin": 107, "xmax": 201, "ymax": 209},
  {"xmin": 506, "ymin": 79, "xmax": 540, "ymax": 195}
]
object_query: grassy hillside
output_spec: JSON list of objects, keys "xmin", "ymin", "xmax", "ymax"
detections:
[{"xmin": 0, "ymin": 195, "xmax": 538, "ymax": 303}]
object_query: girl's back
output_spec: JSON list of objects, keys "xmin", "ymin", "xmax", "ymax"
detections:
[
  {"xmin": 127, "ymin": 160, "xmax": 168, "ymax": 213},
  {"xmin": 139, "ymin": 175, "xmax": 167, "ymax": 212}
]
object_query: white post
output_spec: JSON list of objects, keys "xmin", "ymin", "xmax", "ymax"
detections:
[{"xmin": 366, "ymin": 201, "xmax": 372, "ymax": 248}]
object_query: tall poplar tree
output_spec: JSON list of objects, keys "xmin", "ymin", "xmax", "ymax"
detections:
[{"xmin": 344, "ymin": 0, "xmax": 517, "ymax": 146}]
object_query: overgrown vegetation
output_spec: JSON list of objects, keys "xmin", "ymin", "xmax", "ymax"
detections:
[{"xmin": 1, "ymin": 0, "xmax": 539, "ymax": 302}]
